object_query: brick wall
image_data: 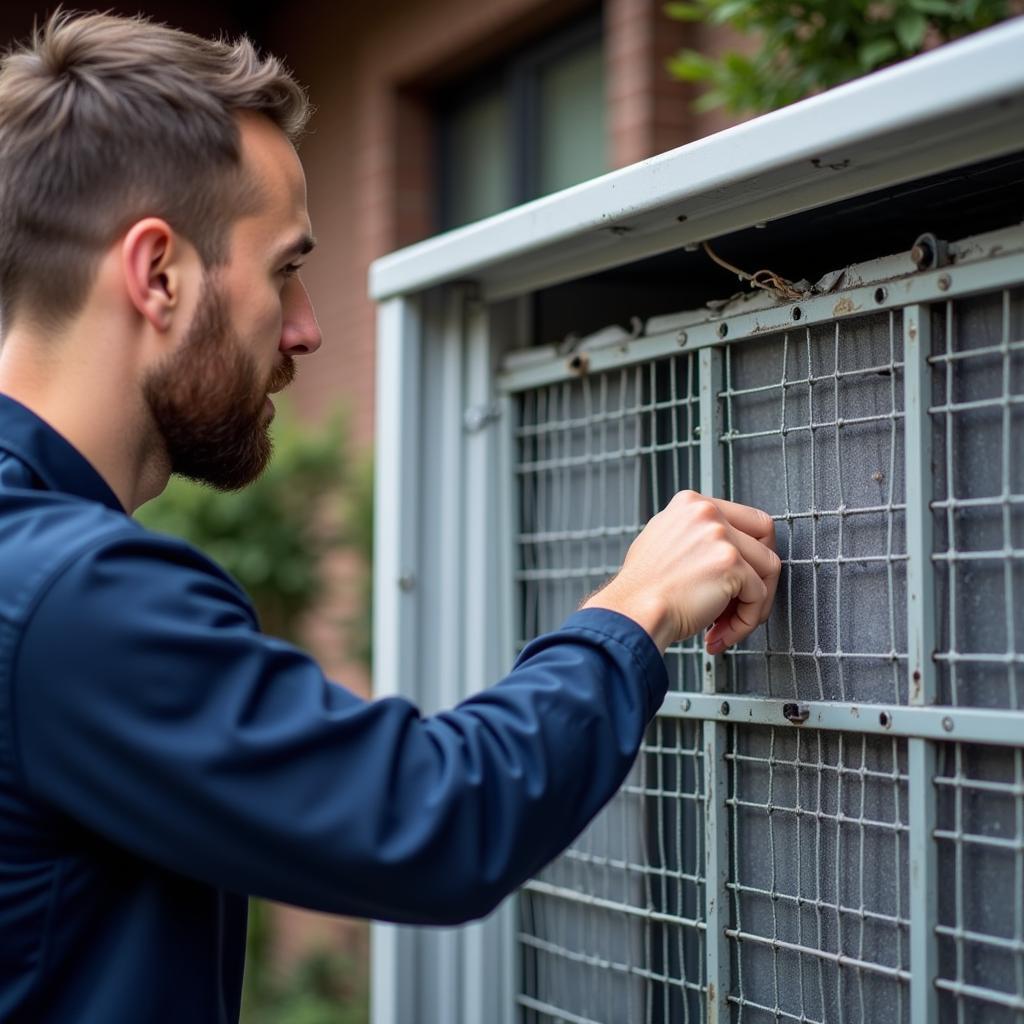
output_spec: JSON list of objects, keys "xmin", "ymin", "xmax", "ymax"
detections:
[{"xmin": 269, "ymin": 0, "xmax": 725, "ymax": 454}]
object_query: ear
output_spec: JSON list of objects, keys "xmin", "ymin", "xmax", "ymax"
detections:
[{"xmin": 121, "ymin": 218, "xmax": 193, "ymax": 333}]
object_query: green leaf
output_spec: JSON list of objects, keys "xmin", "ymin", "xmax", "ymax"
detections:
[
  {"xmin": 858, "ymin": 36, "xmax": 900, "ymax": 68},
  {"xmin": 895, "ymin": 10, "xmax": 928, "ymax": 49},
  {"xmin": 664, "ymin": 1, "xmax": 707, "ymax": 20},
  {"xmin": 710, "ymin": 0, "xmax": 757, "ymax": 23},
  {"xmin": 908, "ymin": 0, "xmax": 957, "ymax": 14},
  {"xmin": 666, "ymin": 50, "xmax": 717, "ymax": 80},
  {"xmin": 693, "ymin": 87, "xmax": 729, "ymax": 112}
]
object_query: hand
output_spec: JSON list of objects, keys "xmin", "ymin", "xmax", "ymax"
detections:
[{"xmin": 581, "ymin": 490, "xmax": 780, "ymax": 654}]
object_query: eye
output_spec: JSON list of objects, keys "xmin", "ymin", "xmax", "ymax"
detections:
[{"xmin": 280, "ymin": 261, "xmax": 304, "ymax": 278}]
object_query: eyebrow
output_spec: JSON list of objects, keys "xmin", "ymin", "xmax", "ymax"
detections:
[{"xmin": 274, "ymin": 233, "xmax": 317, "ymax": 265}]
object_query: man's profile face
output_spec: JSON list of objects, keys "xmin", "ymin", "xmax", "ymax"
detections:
[
  {"xmin": 143, "ymin": 113, "xmax": 320, "ymax": 491},
  {"xmin": 142, "ymin": 277, "xmax": 294, "ymax": 490}
]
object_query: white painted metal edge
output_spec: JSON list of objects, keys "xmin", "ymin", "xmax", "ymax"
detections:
[{"xmin": 369, "ymin": 18, "xmax": 1024, "ymax": 302}]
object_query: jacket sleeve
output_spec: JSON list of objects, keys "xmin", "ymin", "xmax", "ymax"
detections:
[{"xmin": 12, "ymin": 530, "xmax": 667, "ymax": 925}]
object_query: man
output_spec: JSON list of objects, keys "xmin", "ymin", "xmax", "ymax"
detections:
[{"xmin": 0, "ymin": 11, "xmax": 779, "ymax": 1022}]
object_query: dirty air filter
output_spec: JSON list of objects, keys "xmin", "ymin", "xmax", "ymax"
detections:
[{"xmin": 509, "ymin": 229, "xmax": 1024, "ymax": 1024}]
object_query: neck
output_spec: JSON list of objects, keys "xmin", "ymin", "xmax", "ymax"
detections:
[{"xmin": 0, "ymin": 319, "xmax": 170, "ymax": 514}]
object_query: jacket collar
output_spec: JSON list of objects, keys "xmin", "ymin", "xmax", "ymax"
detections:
[{"xmin": 0, "ymin": 393, "xmax": 125, "ymax": 513}]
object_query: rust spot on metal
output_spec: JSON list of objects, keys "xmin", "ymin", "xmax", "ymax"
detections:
[
  {"xmin": 811, "ymin": 157, "xmax": 851, "ymax": 171},
  {"xmin": 832, "ymin": 297, "xmax": 857, "ymax": 316}
]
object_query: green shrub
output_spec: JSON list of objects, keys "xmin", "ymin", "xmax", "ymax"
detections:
[
  {"xmin": 136, "ymin": 402, "xmax": 352, "ymax": 642},
  {"xmin": 665, "ymin": 0, "xmax": 1014, "ymax": 114}
]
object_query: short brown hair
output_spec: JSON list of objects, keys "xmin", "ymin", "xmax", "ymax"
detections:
[{"xmin": 0, "ymin": 10, "xmax": 311, "ymax": 332}]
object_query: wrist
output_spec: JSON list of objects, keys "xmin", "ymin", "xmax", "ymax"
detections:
[{"xmin": 581, "ymin": 583, "xmax": 675, "ymax": 653}]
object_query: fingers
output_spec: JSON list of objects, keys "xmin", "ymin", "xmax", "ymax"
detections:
[
  {"xmin": 708, "ymin": 495, "xmax": 776, "ymax": 544},
  {"xmin": 706, "ymin": 558, "xmax": 768, "ymax": 653},
  {"xmin": 671, "ymin": 492, "xmax": 780, "ymax": 654},
  {"xmin": 727, "ymin": 521, "xmax": 781, "ymax": 586}
]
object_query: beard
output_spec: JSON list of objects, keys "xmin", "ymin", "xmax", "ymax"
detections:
[{"xmin": 143, "ymin": 278, "xmax": 295, "ymax": 492}]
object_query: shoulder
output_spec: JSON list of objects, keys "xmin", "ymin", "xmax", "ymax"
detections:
[{"xmin": 0, "ymin": 490, "xmax": 257, "ymax": 633}]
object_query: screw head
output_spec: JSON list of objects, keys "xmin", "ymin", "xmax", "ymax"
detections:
[
  {"xmin": 937, "ymin": 274, "xmax": 952, "ymax": 291},
  {"xmin": 942, "ymin": 716, "xmax": 954, "ymax": 733},
  {"xmin": 720, "ymin": 701, "xmax": 731, "ymax": 716},
  {"xmin": 911, "ymin": 242, "xmax": 934, "ymax": 270}
]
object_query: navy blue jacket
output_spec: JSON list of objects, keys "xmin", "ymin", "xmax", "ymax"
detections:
[{"xmin": 0, "ymin": 393, "xmax": 668, "ymax": 1022}]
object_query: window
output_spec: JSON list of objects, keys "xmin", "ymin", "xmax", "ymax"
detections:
[{"xmin": 438, "ymin": 13, "xmax": 606, "ymax": 231}]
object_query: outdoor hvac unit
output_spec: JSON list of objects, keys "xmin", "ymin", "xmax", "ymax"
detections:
[{"xmin": 369, "ymin": 21, "xmax": 1024, "ymax": 1024}]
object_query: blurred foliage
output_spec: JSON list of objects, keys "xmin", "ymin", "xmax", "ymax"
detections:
[
  {"xmin": 241, "ymin": 900, "xmax": 367, "ymax": 1024},
  {"xmin": 136, "ymin": 401, "xmax": 356, "ymax": 644},
  {"xmin": 665, "ymin": 0, "xmax": 1015, "ymax": 114}
]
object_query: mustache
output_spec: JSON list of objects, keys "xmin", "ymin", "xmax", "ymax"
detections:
[{"xmin": 267, "ymin": 357, "xmax": 296, "ymax": 394}]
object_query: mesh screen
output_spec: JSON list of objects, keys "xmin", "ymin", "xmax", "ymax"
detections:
[
  {"xmin": 936, "ymin": 742, "xmax": 1024, "ymax": 1022},
  {"xmin": 513, "ymin": 288, "xmax": 1024, "ymax": 1023},
  {"xmin": 728, "ymin": 726, "xmax": 910, "ymax": 1023},
  {"xmin": 931, "ymin": 289, "xmax": 1024, "ymax": 709},
  {"xmin": 722, "ymin": 313, "xmax": 908, "ymax": 703}
]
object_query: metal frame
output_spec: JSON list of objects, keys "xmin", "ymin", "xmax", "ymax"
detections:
[
  {"xmin": 372, "ymin": 19, "xmax": 1024, "ymax": 303},
  {"xmin": 497, "ymin": 236, "xmax": 1024, "ymax": 393},
  {"xmin": 700, "ymin": 346, "xmax": 730, "ymax": 1023},
  {"xmin": 503, "ymin": 235, "xmax": 1023, "ymax": 1023}
]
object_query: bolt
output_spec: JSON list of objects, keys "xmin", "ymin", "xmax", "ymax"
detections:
[
  {"xmin": 783, "ymin": 702, "xmax": 810, "ymax": 724},
  {"xmin": 911, "ymin": 241, "xmax": 934, "ymax": 270},
  {"xmin": 720, "ymin": 701, "xmax": 731, "ymax": 716},
  {"xmin": 677, "ymin": 330, "xmax": 688, "ymax": 346},
  {"xmin": 874, "ymin": 287, "xmax": 887, "ymax": 304},
  {"xmin": 717, "ymin": 323, "xmax": 729, "ymax": 339},
  {"xmin": 879, "ymin": 711, "xmax": 892, "ymax": 728},
  {"xmin": 942, "ymin": 716, "xmax": 954, "ymax": 733},
  {"xmin": 397, "ymin": 574, "xmax": 416, "ymax": 592},
  {"xmin": 682, "ymin": 698, "xmax": 691, "ymax": 712},
  {"xmin": 937, "ymin": 274, "xmax": 951, "ymax": 291}
]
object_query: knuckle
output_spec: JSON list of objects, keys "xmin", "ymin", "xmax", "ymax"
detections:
[
  {"xmin": 674, "ymin": 489, "xmax": 700, "ymax": 506},
  {"xmin": 716, "ymin": 539, "xmax": 742, "ymax": 569},
  {"xmin": 691, "ymin": 499, "xmax": 720, "ymax": 524},
  {"xmin": 704, "ymin": 521, "xmax": 729, "ymax": 544}
]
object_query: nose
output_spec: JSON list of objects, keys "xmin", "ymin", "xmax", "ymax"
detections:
[{"xmin": 280, "ymin": 277, "xmax": 323, "ymax": 356}]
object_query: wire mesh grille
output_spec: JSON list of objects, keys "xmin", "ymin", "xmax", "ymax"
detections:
[
  {"xmin": 935, "ymin": 742, "xmax": 1024, "ymax": 1022},
  {"xmin": 931, "ymin": 289, "xmax": 1024, "ymax": 709},
  {"xmin": 727, "ymin": 725, "xmax": 910, "ymax": 1023},
  {"xmin": 519, "ymin": 718, "xmax": 706, "ymax": 1023},
  {"xmin": 721, "ymin": 313, "xmax": 909, "ymax": 703},
  {"xmin": 516, "ymin": 354, "xmax": 704, "ymax": 690},
  {"xmin": 511, "ymin": 275, "xmax": 1024, "ymax": 1023},
  {"xmin": 516, "ymin": 356, "xmax": 706, "ymax": 1022}
]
